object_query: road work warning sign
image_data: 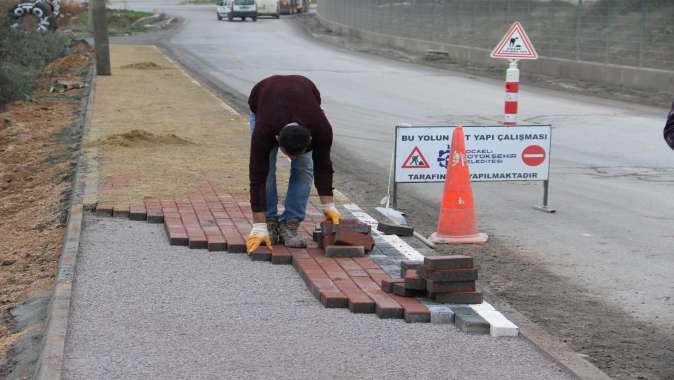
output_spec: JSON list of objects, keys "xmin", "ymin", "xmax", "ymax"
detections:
[
  {"xmin": 395, "ymin": 125, "xmax": 551, "ymax": 183},
  {"xmin": 490, "ymin": 21, "xmax": 538, "ymax": 60},
  {"xmin": 401, "ymin": 146, "xmax": 430, "ymax": 168}
]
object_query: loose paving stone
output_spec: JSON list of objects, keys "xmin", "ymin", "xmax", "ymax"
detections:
[
  {"xmin": 146, "ymin": 210, "xmax": 164, "ymax": 224},
  {"xmin": 432, "ymin": 291, "xmax": 483, "ymax": 304},
  {"xmin": 403, "ymin": 269, "xmax": 426, "ymax": 290},
  {"xmin": 426, "ymin": 280, "xmax": 476, "ymax": 294},
  {"xmin": 351, "ymin": 276, "xmax": 403, "ymax": 319},
  {"xmin": 271, "ymin": 245, "xmax": 293, "ymax": 265},
  {"xmin": 377, "ymin": 222, "xmax": 414, "ymax": 236},
  {"xmin": 113, "ymin": 205, "xmax": 130, "ymax": 218},
  {"xmin": 334, "ymin": 228, "xmax": 374, "ymax": 251},
  {"xmin": 95, "ymin": 203, "xmax": 113, "ymax": 216},
  {"xmin": 481, "ymin": 310, "xmax": 520, "ymax": 337},
  {"xmin": 389, "ymin": 294, "xmax": 430, "ymax": 323},
  {"xmin": 392, "ymin": 282, "xmax": 425, "ymax": 297},
  {"xmin": 206, "ymin": 233, "xmax": 227, "ymax": 252},
  {"xmin": 381, "ymin": 278, "xmax": 404, "ymax": 293},
  {"xmin": 129, "ymin": 205, "xmax": 147, "ymax": 221},
  {"xmin": 330, "ymin": 222, "xmax": 371, "ymax": 234},
  {"xmin": 424, "ymin": 255, "xmax": 474, "ymax": 270},
  {"xmin": 400, "ymin": 259, "xmax": 423, "ymax": 277},
  {"xmin": 251, "ymin": 246, "xmax": 272, "ymax": 261},
  {"xmin": 427, "ymin": 305, "xmax": 455, "ymax": 324},
  {"xmin": 417, "ymin": 267, "xmax": 478, "ymax": 282},
  {"xmin": 452, "ymin": 306, "xmax": 490, "ymax": 334},
  {"xmin": 325, "ymin": 245, "xmax": 365, "ymax": 257}
]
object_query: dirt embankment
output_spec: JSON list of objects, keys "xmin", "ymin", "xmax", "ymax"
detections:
[{"xmin": 0, "ymin": 45, "xmax": 93, "ymax": 378}]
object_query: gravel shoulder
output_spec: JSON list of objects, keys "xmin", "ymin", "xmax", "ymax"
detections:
[{"xmin": 64, "ymin": 216, "xmax": 574, "ymax": 380}]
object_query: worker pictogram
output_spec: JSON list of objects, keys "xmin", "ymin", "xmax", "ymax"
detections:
[
  {"xmin": 521, "ymin": 145, "xmax": 546, "ymax": 166},
  {"xmin": 490, "ymin": 21, "xmax": 538, "ymax": 60},
  {"xmin": 401, "ymin": 146, "xmax": 430, "ymax": 168}
]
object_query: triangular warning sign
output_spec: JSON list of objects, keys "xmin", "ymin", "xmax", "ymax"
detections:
[
  {"xmin": 490, "ymin": 21, "xmax": 538, "ymax": 60},
  {"xmin": 401, "ymin": 146, "xmax": 430, "ymax": 169}
]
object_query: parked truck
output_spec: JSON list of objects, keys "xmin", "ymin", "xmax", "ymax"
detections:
[{"xmin": 279, "ymin": 0, "xmax": 308, "ymax": 15}]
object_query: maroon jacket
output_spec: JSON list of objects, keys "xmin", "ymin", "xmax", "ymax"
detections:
[
  {"xmin": 665, "ymin": 100, "xmax": 674, "ymax": 150},
  {"xmin": 248, "ymin": 75, "xmax": 334, "ymax": 212}
]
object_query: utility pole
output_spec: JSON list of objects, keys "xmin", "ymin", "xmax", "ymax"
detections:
[
  {"xmin": 92, "ymin": 0, "xmax": 111, "ymax": 75},
  {"xmin": 87, "ymin": 0, "xmax": 94, "ymax": 32}
]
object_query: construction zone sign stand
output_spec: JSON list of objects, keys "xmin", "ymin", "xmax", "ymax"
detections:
[
  {"xmin": 391, "ymin": 124, "xmax": 555, "ymax": 213},
  {"xmin": 487, "ymin": 21, "xmax": 554, "ymax": 213}
]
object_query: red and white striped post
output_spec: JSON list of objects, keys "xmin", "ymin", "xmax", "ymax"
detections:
[{"xmin": 504, "ymin": 60, "xmax": 519, "ymax": 125}]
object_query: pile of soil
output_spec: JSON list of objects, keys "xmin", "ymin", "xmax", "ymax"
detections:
[
  {"xmin": 45, "ymin": 55, "xmax": 89, "ymax": 75},
  {"xmin": 120, "ymin": 62, "xmax": 166, "ymax": 70},
  {"xmin": 91, "ymin": 130, "xmax": 193, "ymax": 148}
]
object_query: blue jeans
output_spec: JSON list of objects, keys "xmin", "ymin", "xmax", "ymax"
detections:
[{"xmin": 249, "ymin": 112, "xmax": 313, "ymax": 223}]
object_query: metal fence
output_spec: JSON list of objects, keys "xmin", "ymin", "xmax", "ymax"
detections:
[{"xmin": 317, "ymin": 0, "xmax": 674, "ymax": 71}]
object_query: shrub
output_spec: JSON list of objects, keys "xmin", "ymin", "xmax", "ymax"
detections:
[{"xmin": 0, "ymin": 5, "xmax": 68, "ymax": 109}]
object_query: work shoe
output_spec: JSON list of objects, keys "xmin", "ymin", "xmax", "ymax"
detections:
[
  {"xmin": 279, "ymin": 219, "xmax": 306, "ymax": 248},
  {"xmin": 266, "ymin": 218, "xmax": 280, "ymax": 245}
]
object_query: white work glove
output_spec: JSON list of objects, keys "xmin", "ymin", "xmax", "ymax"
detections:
[
  {"xmin": 318, "ymin": 203, "xmax": 341, "ymax": 224},
  {"xmin": 246, "ymin": 223, "xmax": 272, "ymax": 255}
]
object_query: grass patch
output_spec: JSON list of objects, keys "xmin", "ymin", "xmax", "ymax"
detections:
[{"xmin": 73, "ymin": 8, "xmax": 165, "ymax": 36}]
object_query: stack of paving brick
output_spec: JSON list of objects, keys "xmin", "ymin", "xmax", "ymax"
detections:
[
  {"xmin": 314, "ymin": 219, "xmax": 375, "ymax": 258},
  {"xmin": 381, "ymin": 255, "xmax": 482, "ymax": 304},
  {"xmin": 419, "ymin": 255, "xmax": 482, "ymax": 304}
]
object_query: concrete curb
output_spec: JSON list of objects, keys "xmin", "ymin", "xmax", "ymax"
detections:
[{"xmin": 32, "ymin": 68, "xmax": 97, "ymax": 380}]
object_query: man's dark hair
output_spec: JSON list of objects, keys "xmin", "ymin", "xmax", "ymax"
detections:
[{"xmin": 278, "ymin": 122, "xmax": 311, "ymax": 156}]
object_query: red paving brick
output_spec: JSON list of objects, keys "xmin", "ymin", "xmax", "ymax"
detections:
[
  {"xmin": 95, "ymin": 203, "xmax": 113, "ymax": 216},
  {"xmin": 251, "ymin": 246, "xmax": 272, "ymax": 261},
  {"xmin": 98, "ymin": 188, "xmax": 433, "ymax": 323},
  {"xmin": 351, "ymin": 276, "xmax": 403, "ymax": 319},
  {"xmin": 129, "ymin": 204, "xmax": 147, "ymax": 221},
  {"xmin": 389, "ymin": 294, "xmax": 431, "ymax": 323},
  {"xmin": 334, "ymin": 227, "xmax": 374, "ymax": 251},
  {"xmin": 271, "ymin": 245, "xmax": 293, "ymax": 265},
  {"xmin": 113, "ymin": 204, "xmax": 130, "ymax": 218}
]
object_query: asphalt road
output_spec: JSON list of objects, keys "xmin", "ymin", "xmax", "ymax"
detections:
[{"xmin": 108, "ymin": 0, "xmax": 674, "ymax": 363}]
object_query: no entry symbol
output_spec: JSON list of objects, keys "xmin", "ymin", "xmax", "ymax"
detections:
[{"xmin": 521, "ymin": 145, "xmax": 546, "ymax": 166}]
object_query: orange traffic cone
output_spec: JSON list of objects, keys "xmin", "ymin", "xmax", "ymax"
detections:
[{"xmin": 429, "ymin": 126, "xmax": 488, "ymax": 244}]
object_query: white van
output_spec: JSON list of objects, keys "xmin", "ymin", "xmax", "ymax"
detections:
[
  {"xmin": 216, "ymin": 0, "xmax": 258, "ymax": 21},
  {"xmin": 256, "ymin": 0, "xmax": 280, "ymax": 18}
]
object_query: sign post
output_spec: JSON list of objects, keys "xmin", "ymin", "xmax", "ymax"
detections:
[
  {"xmin": 490, "ymin": 21, "xmax": 538, "ymax": 126},
  {"xmin": 488, "ymin": 21, "xmax": 554, "ymax": 213},
  {"xmin": 391, "ymin": 124, "xmax": 555, "ymax": 213}
]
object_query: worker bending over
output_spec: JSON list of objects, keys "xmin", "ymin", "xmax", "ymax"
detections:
[{"xmin": 246, "ymin": 75, "xmax": 341, "ymax": 254}]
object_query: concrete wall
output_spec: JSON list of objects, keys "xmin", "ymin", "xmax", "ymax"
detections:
[{"xmin": 314, "ymin": 12, "xmax": 674, "ymax": 93}]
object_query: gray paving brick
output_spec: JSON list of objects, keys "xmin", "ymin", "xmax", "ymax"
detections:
[{"xmin": 451, "ymin": 306, "xmax": 490, "ymax": 334}]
